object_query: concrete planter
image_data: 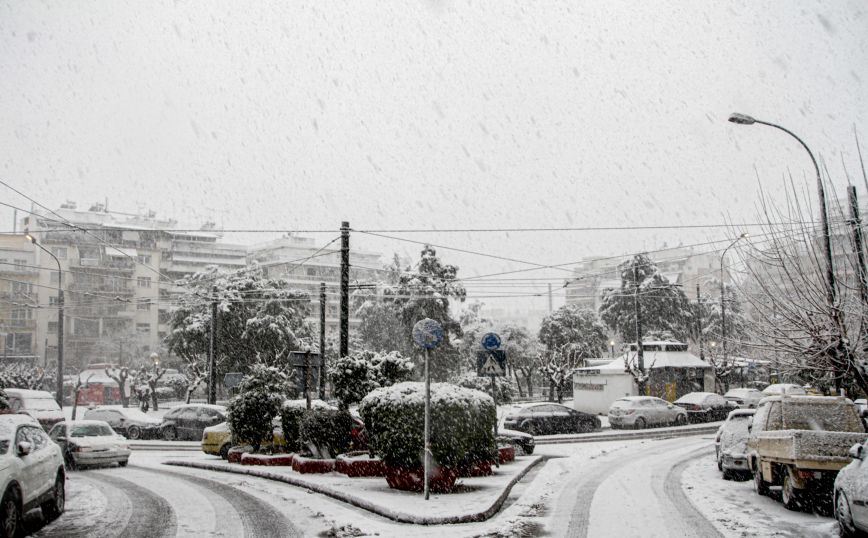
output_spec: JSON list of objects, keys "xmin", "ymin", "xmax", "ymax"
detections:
[
  {"xmin": 291, "ymin": 454, "xmax": 336, "ymax": 474},
  {"xmin": 240, "ymin": 453, "xmax": 295, "ymax": 466},
  {"xmin": 498, "ymin": 446, "xmax": 515, "ymax": 464},
  {"xmin": 458, "ymin": 459, "xmax": 493, "ymax": 477},
  {"xmin": 383, "ymin": 463, "xmax": 459, "ymax": 493},
  {"xmin": 335, "ymin": 452, "xmax": 385, "ymax": 477}
]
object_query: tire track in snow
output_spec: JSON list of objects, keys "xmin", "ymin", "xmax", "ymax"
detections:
[
  {"xmin": 561, "ymin": 438, "xmax": 684, "ymax": 537},
  {"xmin": 659, "ymin": 445, "xmax": 723, "ymax": 538},
  {"xmin": 133, "ymin": 466, "xmax": 300, "ymax": 538}
]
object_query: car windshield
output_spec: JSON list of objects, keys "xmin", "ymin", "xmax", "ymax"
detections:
[
  {"xmin": 71, "ymin": 424, "xmax": 115, "ymax": 437},
  {"xmin": 611, "ymin": 400, "xmax": 636, "ymax": 409},
  {"xmin": 22, "ymin": 397, "xmax": 61, "ymax": 411}
]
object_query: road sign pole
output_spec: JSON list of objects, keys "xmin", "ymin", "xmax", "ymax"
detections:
[
  {"xmin": 424, "ymin": 347, "xmax": 431, "ymax": 501},
  {"xmin": 491, "ymin": 375, "xmax": 497, "ymax": 436}
]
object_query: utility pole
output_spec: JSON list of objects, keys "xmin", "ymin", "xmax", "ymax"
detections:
[
  {"xmin": 547, "ymin": 283, "xmax": 553, "ymax": 312},
  {"xmin": 208, "ymin": 288, "xmax": 217, "ymax": 405},
  {"xmin": 26, "ymin": 231, "xmax": 63, "ymax": 407},
  {"xmin": 319, "ymin": 282, "xmax": 327, "ymax": 399},
  {"xmin": 340, "ymin": 222, "xmax": 349, "ymax": 360},
  {"xmin": 696, "ymin": 284, "xmax": 704, "ymax": 361}
]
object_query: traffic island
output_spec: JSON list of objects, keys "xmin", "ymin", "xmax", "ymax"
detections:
[{"xmin": 164, "ymin": 454, "xmax": 544, "ymax": 524}]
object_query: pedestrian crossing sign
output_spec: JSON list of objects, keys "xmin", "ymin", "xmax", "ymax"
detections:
[{"xmin": 477, "ymin": 350, "xmax": 507, "ymax": 377}]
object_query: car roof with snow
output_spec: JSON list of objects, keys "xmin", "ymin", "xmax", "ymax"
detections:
[
  {"xmin": 2, "ymin": 388, "xmax": 55, "ymax": 398},
  {"xmin": 675, "ymin": 392, "xmax": 722, "ymax": 404},
  {"xmin": 0, "ymin": 414, "xmax": 41, "ymax": 438},
  {"xmin": 725, "ymin": 388, "xmax": 761, "ymax": 395},
  {"xmin": 169, "ymin": 403, "xmax": 227, "ymax": 411},
  {"xmin": 726, "ymin": 409, "xmax": 756, "ymax": 419}
]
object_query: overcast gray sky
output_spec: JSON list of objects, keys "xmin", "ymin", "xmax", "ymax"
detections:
[{"xmin": 1, "ymin": 1, "xmax": 866, "ymax": 312}]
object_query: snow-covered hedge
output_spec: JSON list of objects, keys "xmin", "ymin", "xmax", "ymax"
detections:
[
  {"xmin": 359, "ymin": 382, "xmax": 496, "ymax": 469},
  {"xmin": 227, "ymin": 365, "xmax": 293, "ymax": 452},
  {"xmin": 298, "ymin": 408, "xmax": 354, "ymax": 459},
  {"xmin": 279, "ymin": 399, "xmax": 334, "ymax": 452},
  {"xmin": 330, "ymin": 350, "xmax": 414, "ymax": 409}
]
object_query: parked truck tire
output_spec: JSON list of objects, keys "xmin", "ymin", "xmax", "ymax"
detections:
[
  {"xmin": 752, "ymin": 460, "xmax": 770, "ymax": 497},
  {"xmin": 781, "ymin": 466, "xmax": 804, "ymax": 511}
]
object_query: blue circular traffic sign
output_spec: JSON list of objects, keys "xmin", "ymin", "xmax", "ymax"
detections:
[
  {"xmin": 481, "ymin": 332, "xmax": 501, "ymax": 351},
  {"xmin": 413, "ymin": 318, "xmax": 444, "ymax": 350}
]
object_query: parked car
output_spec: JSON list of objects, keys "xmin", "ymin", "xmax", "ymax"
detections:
[
  {"xmin": 762, "ymin": 383, "xmax": 807, "ymax": 396},
  {"xmin": 723, "ymin": 388, "xmax": 765, "ymax": 409},
  {"xmin": 501, "ymin": 403, "xmax": 600, "ymax": 435},
  {"xmin": 834, "ymin": 439, "xmax": 868, "ymax": 536},
  {"xmin": 748, "ymin": 395, "xmax": 867, "ymax": 512},
  {"xmin": 4, "ymin": 389, "xmax": 65, "ymax": 431},
  {"xmin": 48, "ymin": 420, "xmax": 131, "ymax": 470},
  {"xmin": 674, "ymin": 392, "xmax": 732, "ymax": 423},
  {"xmin": 0, "ymin": 414, "xmax": 66, "ymax": 536},
  {"xmin": 608, "ymin": 396, "xmax": 688, "ymax": 429},
  {"xmin": 714, "ymin": 409, "xmax": 755, "ymax": 480},
  {"xmin": 82, "ymin": 407, "xmax": 161, "ymax": 440},
  {"xmin": 854, "ymin": 399, "xmax": 868, "ymax": 417},
  {"xmin": 497, "ymin": 428, "xmax": 535, "ymax": 455},
  {"xmin": 159, "ymin": 404, "xmax": 226, "ymax": 441}
]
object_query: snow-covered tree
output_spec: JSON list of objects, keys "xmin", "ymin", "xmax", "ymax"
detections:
[
  {"xmin": 693, "ymin": 281, "xmax": 748, "ymax": 391},
  {"xmin": 599, "ymin": 254, "xmax": 693, "ymax": 342},
  {"xmin": 538, "ymin": 306, "xmax": 609, "ymax": 402},
  {"xmin": 227, "ymin": 364, "xmax": 294, "ymax": 453},
  {"xmin": 452, "ymin": 370, "xmax": 517, "ymax": 404},
  {"xmin": 0, "ymin": 363, "xmax": 47, "ymax": 390},
  {"xmin": 105, "ymin": 366, "xmax": 131, "ymax": 408},
  {"xmin": 384, "ymin": 246, "xmax": 467, "ymax": 381},
  {"xmin": 329, "ymin": 350, "xmax": 414, "ymax": 410},
  {"xmin": 167, "ymin": 264, "xmax": 314, "ymax": 379}
]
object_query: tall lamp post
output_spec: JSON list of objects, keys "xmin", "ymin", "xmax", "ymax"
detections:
[
  {"xmin": 728, "ymin": 113, "xmax": 836, "ymax": 306},
  {"xmin": 720, "ymin": 233, "xmax": 748, "ymax": 389},
  {"xmin": 25, "ymin": 232, "xmax": 64, "ymax": 407}
]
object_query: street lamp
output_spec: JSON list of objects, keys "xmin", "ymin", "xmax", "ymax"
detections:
[
  {"xmin": 25, "ymin": 231, "xmax": 64, "ymax": 407},
  {"xmin": 728, "ymin": 113, "xmax": 837, "ymax": 307},
  {"xmin": 720, "ymin": 233, "xmax": 748, "ymax": 389}
]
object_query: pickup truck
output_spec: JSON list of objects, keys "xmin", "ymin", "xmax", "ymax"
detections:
[{"xmin": 747, "ymin": 395, "xmax": 868, "ymax": 512}]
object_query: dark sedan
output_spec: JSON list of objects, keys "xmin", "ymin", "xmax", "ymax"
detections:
[
  {"xmin": 674, "ymin": 392, "xmax": 732, "ymax": 423},
  {"xmin": 158, "ymin": 404, "xmax": 227, "ymax": 441},
  {"xmin": 501, "ymin": 402, "xmax": 601, "ymax": 435}
]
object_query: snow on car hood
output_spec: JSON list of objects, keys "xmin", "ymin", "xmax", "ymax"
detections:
[
  {"xmin": 69, "ymin": 435, "xmax": 128, "ymax": 449},
  {"xmin": 204, "ymin": 421, "xmax": 230, "ymax": 434}
]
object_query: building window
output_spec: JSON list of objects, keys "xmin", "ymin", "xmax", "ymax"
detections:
[
  {"xmin": 137, "ymin": 255, "xmax": 152, "ymax": 265},
  {"xmin": 11, "ymin": 281, "xmax": 31, "ymax": 295},
  {"xmin": 49, "ymin": 296, "xmax": 59, "ymax": 306},
  {"xmin": 137, "ymin": 300, "xmax": 151, "ymax": 311},
  {"xmin": 158, "ymin": 331, "xmax": 167, "ymax": 340},
  {"xmin": 137, "ymin": 277, "xmax": 151, "ymax": 288},
  {"xmin": 50, "ymin": 271, "xmax": 60, "ymax": 284},
  {"xmin": 50, "ymin": 247, "xmax": 67, "ymax": 259},
  {"xmin": 4, "ymin": 333, "xmax": 32, "ymax": 354},
  {"xmin": 48, "ymin": 321, "xmax": 58, "ymax": 333},
  {"xmin": 136, "ymin": 323, "xmax": 151, "ymax": 334}
]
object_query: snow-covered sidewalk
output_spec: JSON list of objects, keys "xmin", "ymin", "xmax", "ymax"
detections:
[{"xmin": 163, "ymin": 452, "xmax": 543, "ymax": 525}]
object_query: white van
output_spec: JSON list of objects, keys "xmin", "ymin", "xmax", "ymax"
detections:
[{"xmin": 4, "ymin": 389, "xmax": 64, "ymax": 431}]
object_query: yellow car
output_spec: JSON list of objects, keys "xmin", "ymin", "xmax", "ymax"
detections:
[{"xmin": 201, "ymin": 419, "xmax": 286, "ymax": 459}]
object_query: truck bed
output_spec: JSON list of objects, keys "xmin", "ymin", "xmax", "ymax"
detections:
[{"xmin": 754, "ymin": 430, "xmax": 867, "ymax": 468}]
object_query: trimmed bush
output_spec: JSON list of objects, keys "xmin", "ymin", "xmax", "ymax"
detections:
[
  {"xmin": 359, "ymin": 381, "xmax": 497, "ymax": 469},
  {"xmin": 279, "ymin": 399, "xmax": 333, "ymax": 453},
  {"xmin": 299, "ymin": 408, "xmax": 354, "ymax": 459},
  {"xmin": 329, "ymin": 350, "xmax": 414, "ymax": 410},
  {"xmin": 227, "ymin": 365, "xmax": 293, "ymax": 452}
]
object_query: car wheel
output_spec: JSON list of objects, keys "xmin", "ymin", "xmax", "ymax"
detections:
[
  {"xmin": 219, "ymin": 443, "xmax": 231, "ymax": 460},
  {"xmin": 118, "ymin": 459, "xmax": 129, "ymax": 468},
  {"xmin": 634, "ymin": 417, "xmax": 646, "ymax": 430},
  {"xmin": 753, "ymin": 464, "xmax": 770, "ymax": 496},
  {"xmin": 126, "ymin": 425, "xmax": 142, "ymax": 440},
  {"xmin": 521, "ymin": 421, "xmax": 537, "ymax": 436},
  {"xmin": 781, "ymin": 470, "xmax": 803, "ymax": 511},
  {"xmin": 0, "ymin": 488, "xmax": 21, "ymax": 538},
  {"xmin": 162, "ymin": 426, "xmax": 177, "ymax": 441},
  {"xmin": 64, "ymin": 451, "xmax": 77, "ymax": 471},
  {"xmin": 675, "ymin": 414, "xmax": 687, "ymax": 427},
  {"xmin": 722, "ymin": 469, "xmax": 732, "ymax": 480},
  {"xmin": 521, "ymin": 444, "xmax": 535, "ymax": 455},
  {"xmin": 717, "ymin": 454, "xmax": 723, "ymax": 472},
  {"xmin": 41, "ymin": 473, "xmax": 65, "ymax": 521},
  {"xmin": 836, "ymin": 490, "xmax": 858, "ymax": 537}
]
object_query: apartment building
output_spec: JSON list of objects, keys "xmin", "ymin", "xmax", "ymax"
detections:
[
  {"xmin": 248, "ymin": 234, "xmax": 388, "ymax": 338},
  {"xmin": 0, "ymin": 234, "xmax": 39, "ymax": 362},
  {"xmin": 19, "ymin": 203, "xmax": 247, "ymax": 371}
]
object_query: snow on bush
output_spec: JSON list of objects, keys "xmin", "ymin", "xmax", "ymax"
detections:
[
  {"xmin": 329, "ymin": 350, "xmax": 414, "ymax": 409},
  {"xmin": 359, "ymin": 381, "xmax": 496, "ymax": 469},
  {"xmin": 298, "ymin": 408, "xmax": 354, "ymax": 459},
  {"xmin": 227, "ymin": 365, "xmax": 294, "ymax": 452},
  {"xmin": 279, "ymin": 399, "xmax": 334, "ymax": 452},
  {"xmin": 452, "ymin": 371, "xmax": 516, "ymax": 404}
]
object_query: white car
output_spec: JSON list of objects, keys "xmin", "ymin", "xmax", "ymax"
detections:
[
  {"xmin": 723, "ymin": 388, "xmax": 765, "ymax": 409},
  {"xmin": 48, "ymin": 420, "xmax": 131, "ymax": 470},
  {"xmin": 714, "ymin": 409, "xmax": 755, "ymax": 479},
  {"xmin": 835, "ymin": 439, "xmax": 868, "ymax": 536},
  {"xmin": 4, "ymin": 389, "xmax": 65, "ymax": 431},
  {"xmin": 607, "ymin": 396, "xmax": 688, "ymax": 429},
  {"xmin": 762, "ymin": 383, "xmax": 807, "ymax": 396},
  {"xmin": 0, "ymin": 414, "xmax": 66, "ymax": 536}
]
